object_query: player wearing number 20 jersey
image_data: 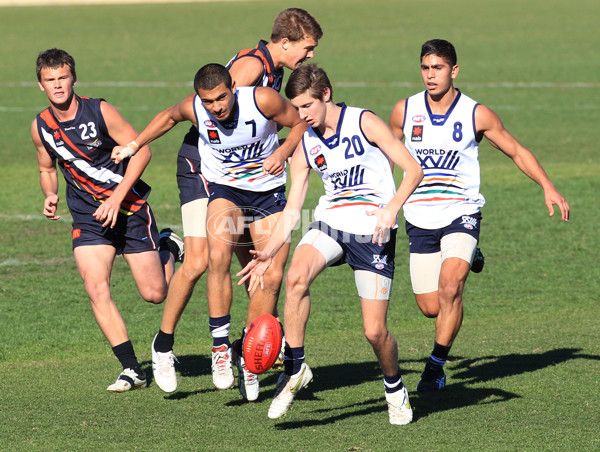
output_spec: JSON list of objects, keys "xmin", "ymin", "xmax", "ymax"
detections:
[
  {"xmin": 401, "ymin": 90, "xmax": 485, "ymax": 229},
  {"xmin": 301, "ymin": 104, "xmax": 397, "ymax": 235}
]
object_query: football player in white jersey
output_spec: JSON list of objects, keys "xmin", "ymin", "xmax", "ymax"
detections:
[
  {"xmin": 237, "ymin": 64, "xmax": 423, "ymax": 424},
  {"xmin": 112, "ymin": 63, "xmax": 306, "ymax": 400},
  {"xmin": 388, "ymin": 39, "xmax": 570, "ymax": 392},
  {"xmin": 147, "ymin": 9, "xmax": 322, "ymax": 396}
]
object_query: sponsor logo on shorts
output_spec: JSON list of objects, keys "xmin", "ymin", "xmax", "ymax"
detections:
[
  {"xmin": 72, "ymin": 228, "xmax": 81, "ymax": 239},
  {"xmin": 314, "ymin": 154, "xmax": 327, "ymax": 171},
  {"xmin": 309, "ymin": 144, "xmax": 321, "ymax": 155},
  {"xmin": 412, "ymin": 115, "xmax": 426, "ymax": 123},
  {"xmin": 372, "ymin": 254, "xmax": 388, "ymax": 270},
  {"xmin": 411, "ymin": 125, "xmax": 423, "ymax": 142},
  {"xmin": 273, "ymin": 192, "xmax": 287, "ymax": 206},
  {"xmin": 208, "ymin": 129, "xmax": 221, "ymax": 144},
  {"xmin": 461, "ymin": 215, "xmax": 478, "ymax": 230}
]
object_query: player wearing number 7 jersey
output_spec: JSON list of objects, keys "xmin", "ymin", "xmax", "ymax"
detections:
[{"xmin": 388, "ymin": 39, "xmax": 570, "ymax": 393}]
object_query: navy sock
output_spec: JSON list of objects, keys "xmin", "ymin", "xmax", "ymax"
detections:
[
  {"xmin": 383, "ymin": 371, "xmax": 405, "ymax": 394},
  {"xmin": 112, "ymin": 340, "xmax": 142, "ymax": 375},
  {"xmin": 209, "ymin": 315, "xmax": 231, "ymax": 348},
  {"xmin": 284, "ymin": 346, "xmax": 305, "ymax": 376},
  {"xmin": 429, "ymin": 341, "xmax": 451, "ymax": 367},
  {"xmin": 154, "ymin": 329, "xmax": 174, "ymax": 353}
]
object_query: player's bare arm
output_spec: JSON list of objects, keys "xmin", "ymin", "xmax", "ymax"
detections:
[
  {"xmin": 255, "ymin": 87, "xmax": 307, "ymax": 175},
  {"xmin": 228, "ymin": 57, "xmax": 265, "ymax": 87},
  {"xmin": 388, "ymin": 99, "xmax": 407, "ymax": 141},
  {"xmin": 32, "ymin": 120, "xmax": 61, "ymax": 220},
  {"xmin": 237, "ymin": 145, "xmax": 311, "ymax": 290},
  {"xmin": 112, "ymin": 94, "xmax": 197, "ymax": 164},
  {"xmin": 361, "ymin": 111, "xmax": 423, "ymax": 244},
  {"xmin": 94, "ymin": 101, "xmax": 152, "ymax": 228},
  {"xmin": 475, "ymin": 104, "xmax": 570, "ymax": 221}
]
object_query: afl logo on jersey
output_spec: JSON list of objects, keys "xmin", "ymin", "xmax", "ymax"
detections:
[
  {"xmin": 204, "ymin": 120, "xmax": 216, "ymax": 128},
  {"xmin": 309, "ymin": 144, "xmax": 321, "ymax": 155},
  {"xmin": 412, "ymin": 115, "xmax": 426, "ymax": 123},
  {"xmin": 314, "ymin": 154, "xmax": 327, "ymax": 171},
  {"xmin": 411, "ymin": 125, "xmax": 423, "ymax": 142},
  {"xmin": 208, "ymin": 129, "xmax": 221, "ymax": 144}
]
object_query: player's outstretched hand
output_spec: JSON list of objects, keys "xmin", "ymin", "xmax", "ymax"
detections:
[
  {"xmin": 43, "ymin": 194, "xmax": 61, "ymax": 220},
  {"xmin": 111, "ymin": 144, "xmax": 137, "ymax": 164},
  {"xmin": 545, "ymin": 187, "xmax": 570, "ymax": 222},
  {"xmin": 236, "ymin": 249, "xmax": 273, "ymax": 294}
]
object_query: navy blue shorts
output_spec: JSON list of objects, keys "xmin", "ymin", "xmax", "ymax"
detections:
[
  {"xmin": 308, "ymin": 221, "xmax": 397, "ymax": 278},
  {"xmin": 71, "ymin": 203, "xmax": 159, "ymax": 255},
  {"xmin": 176, "ymin": 129, "xmax": 209, "ymax": 206},
  {"xmin": 208, "ymin": 183, "xmax": 287, "ymax": 222},
  {"xmin": 406, "ymin": 212, "xmax": 482, "ymax": 254}
]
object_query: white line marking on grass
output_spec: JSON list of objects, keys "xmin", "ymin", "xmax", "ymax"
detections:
[{"xmin": 2, "ymin": 81, "xmax": 599, "ymax": 89}]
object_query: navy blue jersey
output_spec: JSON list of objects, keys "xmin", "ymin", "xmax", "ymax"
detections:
[
  {"xmin": 226, "ymin": 40, "xmax": 284, "ymax": 92},
  {"xmin": 36, "ymin": 96, "xmax": 150, "ymax": 216}
]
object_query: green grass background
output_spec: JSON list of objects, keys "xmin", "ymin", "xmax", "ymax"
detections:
[{"xmin": 0, "ymin": 0, "xmax": 598, "ymax": 450}]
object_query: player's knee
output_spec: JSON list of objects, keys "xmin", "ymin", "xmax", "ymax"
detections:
[
  {"xmin": 363, "ymin": 324, "xmax": 388, "ymax": 347},
  {"xmin": 285, "ymin": 265, "xmax": 310, "ymax": 294},
  {"xmin": 181, "ymin": 254, "xmax": 208, "ymax": 280},
  {"xmin": 140, "ymin": 284, "xmax": 167, "ymax": 304},
  {"xmin": 208, "ymin": 247, "xmax": 232, "ymax": 272},
  {"xmin": 438, "ymin": 280, "xmax": 463, "ymax": 305}
]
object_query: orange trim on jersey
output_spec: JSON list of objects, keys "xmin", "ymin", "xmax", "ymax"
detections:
[
  {"xmin": 40, "ymin": 109, "xmax": 92, "ymax": 162},
  {"xmin": 234, "ymin": 46, "xmax": 274, "ymax": 84},
  {"xmin": 326, "ymin": 201, "xmax": 379, "ymax": 209}
]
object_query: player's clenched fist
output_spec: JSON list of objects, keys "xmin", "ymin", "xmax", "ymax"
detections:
[{"xmin": 111, "ymin": 141, "xmax": 139, "ymax": 163}]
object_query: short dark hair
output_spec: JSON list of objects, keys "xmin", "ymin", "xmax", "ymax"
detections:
[
  {"xmin": 420, "ymin": 39, "xmax": 457, "ymax": 66},
  {"xmin": 36, "ymin": 48, "xmax": 76, "ymax": 82},
  {"xmin": 285, "ymin": 64, "xmax": 332, "ymax": 101},
  {"xmin": 271, "ymin": 8, "xmax": 323, "ymax": 43},
  {"xmin": 193, "ymin": 63, "xmax": 232, "ymax": 92}
]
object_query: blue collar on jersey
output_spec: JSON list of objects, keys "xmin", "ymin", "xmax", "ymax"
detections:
[
  {"xmin": 312, "ymin": 102, "xmax": 347, "ymax": 148},
  {"xmin": 425, "ymin": 89, "xmax": 462, "ymax": 126}
]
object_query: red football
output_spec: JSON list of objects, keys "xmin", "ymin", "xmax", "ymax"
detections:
[{"xmin": 243, "ymin": 313, "xmax": 282, "ymax": 375}]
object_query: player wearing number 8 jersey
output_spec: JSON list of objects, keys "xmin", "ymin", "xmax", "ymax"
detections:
[
  {"xmin": 401, "ymin": 90, "xmax": 484, "ymax": 229},
  {"xmin": 237, "ymin": 64, "xmax": 423, "ymax": 424},
  {"xmin": 389, "ymin": 39, "xmax": 570, "ymax": 393}
]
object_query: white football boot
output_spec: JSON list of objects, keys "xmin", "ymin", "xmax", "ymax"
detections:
[
  {"xmin": 151, "ymin": 334, "xmax": 178, "ymax": 393},
  {"xmin": 107, "ymin": 368, "xmax": 147, "ymax": 392},
  {"xmin": 385, "ymin": 386, "xmax": 413, "ymax": 425},
  {"xmin": 211, "ymin": 344, "xmax": 235, "ymax": 390},
  {"xmin": 236, "ymin": 352, "xmax": 259, "ymax": 401},
  {"xmin": 268, "ymin": 363, "xmax": 313, "ymax": 419}
]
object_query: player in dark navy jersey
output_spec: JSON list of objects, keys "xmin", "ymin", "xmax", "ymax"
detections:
[
  {"xmin": 31, "ymin": 48, "xmax": 179, "ymax": 393},
  {"xmin": 148, "ymin": 8, "xmax": 322, "ymax": 395}
]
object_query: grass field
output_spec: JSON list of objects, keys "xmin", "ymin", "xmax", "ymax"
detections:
[{"xmin": 1, "ymin": 0, "xmax": 599, "ymax": 450}]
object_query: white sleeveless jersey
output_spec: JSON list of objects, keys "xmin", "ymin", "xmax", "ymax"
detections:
[
  {"xmin": 302, "ymin": 104, "xmax": 397, "ymax": 235},
  {"xmin": 402, "ymin": 90, "xmax": 485, "ymax": 229},
  {"xmin": 193, "ymin": 86, "xmax": 285, "ymax": 191}
]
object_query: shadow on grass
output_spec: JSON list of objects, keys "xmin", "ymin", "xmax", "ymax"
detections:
[{"xmin": 272, "ymin": 347, "xmax": 598, "ymax": 428}]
